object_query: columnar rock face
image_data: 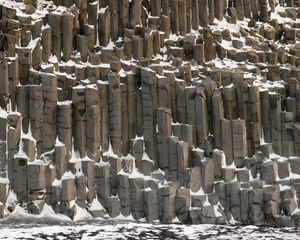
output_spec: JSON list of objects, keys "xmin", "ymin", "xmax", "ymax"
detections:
[{"xmin": 1, "ymin": 0, "xmax": 300, "ymax": 227}]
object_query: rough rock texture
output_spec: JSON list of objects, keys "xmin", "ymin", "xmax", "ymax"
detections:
[{"xmin": 0, "ymin": 0, "xmax": 300, "ymax": 227}]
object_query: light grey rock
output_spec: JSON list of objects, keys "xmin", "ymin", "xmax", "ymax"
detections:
[{"xmin": 106, "ymin": 197, "xmax": 121, "ymax": 218}]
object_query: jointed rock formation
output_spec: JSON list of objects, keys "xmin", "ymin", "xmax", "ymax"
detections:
[{"xmin": 1, "ymin": 0, "xmax": 300, "ymax": 227}]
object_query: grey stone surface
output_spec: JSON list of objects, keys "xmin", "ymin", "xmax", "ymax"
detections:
[{"xmin": 0, "ymin": 0, "xmax": 300, "ymax": 226}]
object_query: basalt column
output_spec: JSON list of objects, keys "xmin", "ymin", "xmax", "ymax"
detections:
[
  {"xmin": 57, "ymin": 101, "xmax": 72, "ymax": 160},
  {"xmin": 87, "ymin": 1, "xmax": 98, "ymax": 43},
  {"xmin": 157, "ymin": 108, "xmax": 172, "ymax": 170},
  {"xmin": 191, "ymin": 0, "xmax": 199, "ymax": 30},
  {"xmin": 41, "ymin": 26, "xmax": 51, "ymax": 62},
  {"xmin": 41, "ymin": 73, "xmax": 57, "ymax": 152},
  {"xmin": 247, "ymin": 86, "xmax": 261, "ymax": 155},
  {"xmin": 97, "ymin": 81, "xmax": 109, "ymax": 153},
  {"xmin": 61, "ymin": 12, "xmax": 74, "ymax": 62},
  {"xmin": 126, "ymin": 73, "xmax": 137, "ymax": 141},
  {"xmin": 212, "ymin": 89, "xmax": 224, "ymax": 150},
  {"xmin": 108, "ymin": 73, "xmax": 122, "ymax": 157},
  {"xmin": 48, "ymin": 11, "xmax": 62, "ymax": 61},
  {"xmin": 196, "ymin": 88, "xmax": 209, "ymax": 151},
  {"xmin": 119, "ymin": 0, "xmax": 130, "ymax": 36},
  {"xmin": 98, "ymin": 8, "xmax": 111, "ymax": 47},
  {"xmin": 16, "ymin": 47, "xmax": 32, "ymax": 85},
  {"xmin": 130, "ymin": 0, "xmax": 142, "ymax": 28},
  {"xmin": 16, "ymin": 85, "xmax": 29, "ymax": 133},
  {"xmin": 0, "ymin": 58, "xmax": 9, "ymax": 109},
  {"xmin": 178, "ymin": 0, "xmax": 187, "ymax": 34},
  {"xmin": 141, "ymin": 68, "xmax": 158, "ymax": 167},
  {"xmin": 260, "ymin": 89, "xmax": 271, "ymax": 142},
  {"xmin": 86, "ymin": 86, "xmax": 101, "ymax": 161},
  {"xmin": 162, "ymin": 0, "xmax": 170, "ymax": 17},
  {"xmin": 121, "ymin": 80, "xmax": 129, "ymax": 155},
  {"xmin": 29, "ymin": 85, "xmax": 43, "ymax": 156},
  {"xmin": 72, "ymin": 86, "xmax": 87, "ymax": 157},
  {"xmin": 170, "ymin": 0, "xmax": 179, "ymax": 34},
  {"xmin": 199, "ymin": 0, "xmax": 209, "ymax": 27},
  {"xmin": 269, "ymin": 92, "xmax": 282, "ymax": 155},
  {"xmin": 109, "ymin": 0, "xmax": 119, "ymax": 41}
]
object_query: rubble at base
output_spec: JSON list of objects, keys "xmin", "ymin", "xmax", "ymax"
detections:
[{"xmin": 1, "ymin": 0, "xmax": 300, "ymax": 227}]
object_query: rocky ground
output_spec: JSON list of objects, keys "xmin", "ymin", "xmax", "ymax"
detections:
[
  {"xmin": 1, "ymin": 221, "xmax": 300, "ymax": 239},
  {"xmin": 1, "ymin": 0, "xmax": 300, "ymax": 228}
]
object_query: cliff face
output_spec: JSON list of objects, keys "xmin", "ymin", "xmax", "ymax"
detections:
[{"xmin": 0, "ymin": 0, "xmax": 300, "ymax": 226}]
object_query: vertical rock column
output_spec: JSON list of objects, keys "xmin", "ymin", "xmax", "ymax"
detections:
[
  {"xmin": 158, "ymin": 76, "xmax": 171, "ymax": 109},
  {"xmin": 119, "ymin": 0, "xmax": 130, "ymax": 36},
  {"xmin": 157, "ymin": 108, "xmax": 172, "ymax": 170},
  {"xmin": 243, "ymin": 0, "xmax": 252, "ymax": 18},
  {"xmin": 260, "ymin": 90, "xmax": 271, "ymax": 142},
  {"xmin": 121, "ymin": 81, "xmax": 129, "ymax": 155},
  {"xmin": 97, "ymin": 81, "xmax": 109, "ymax": 153},
  {"xmin": 57, "ymin": 101, "xmax": 72, "ymax": 160},
  {"xmin": 86, "ymin": 86, "xmax": 101, "ymax": 160},
  {"xmin": 7, "ymin": 113, "xmax": 21, "ymax": 184},
  {"xmin": 191, "ymin": 0, "xmax": 199, "ymax": 30},
  {"xmin": 41, "ymin": 73, "xmax": 57, "ymax": 152},
  {"xmin": 259, "ymin": 0, "xmax": 270, "ymax": 22},
  {"xmin": 235, "ymin": 0, "xmax": 245, "ymax": 20},
  {"xmin": 16, "ymin": 47, "xmax": 32, "ymax": 85},
  {"xmin": 130, "ymin": 0, "xmax": 142, "ymax": 28},
  {"xmin": 251, "ymin": 0, "xmax": 259, "ymax": 20},
  {"xmin": 162, "ymin": 0, "xmax": 170, "ymax": 17},
  {"xmin": 144, "ymin": 33, "xmax": 153, "ymax": 59},
  {"xmin": 269, "ymin": 93, "xmax": 282, "ymax": 155},
  {"xmin": 0, "ymin": 58, "xmax": 9, "ymax": 109},
  {"xmin": 7, "ymin": 58, "xmax": 19, "ymax": 112},
  {"xmin": 208, "ymin": 0, "xmax": 215, "ymax": 24},
  {"xmin": 170, "ymin": 0, "xmax": 179, "ymax": 34},
  {"xmin": 61, "ymin": 12, "xmax": 74, "ymax": 62},
  {"xmin": 126, "ymin": 74, "xmax": 137, "ymax": 140},
  {"xmin": 212, "ymin": 89, "xmax": 224, "ymax": 150},
  {"xmin": 108, "ymin": 73, "xmax": 122, "ymax": 157},
  {"xmin": 215, "ymin": 0, "xmax": 226, "ymax": 20},
  {"xmin": 48, "ymin": 11, "xmax": 62, "ymax": 61},
  {"xmin": 72, "ymin": 86, "xmax": 87, "ymax": 157},
  {"xmin": 186, "ymin": 0, "xmax": 192, "ymax": 33},
  {"xmin": 109, "ymin": 0, "xmax": 119, "ymax": 41},
  {"xmin": 247, "ymin": 86, "xmax": 261, "ymax": 155},
  {"xmin": 280, "ymin": 112, "xmax": 295, "ymax": 157},
  {"xmin": 178, "ymin": 0, "xmax": 187, "ymax": 34},
  {"xmin": 221, "ymin": 119, "xmax": 233, "ymax": 165},
  {"xmin": 141, "ymin": 68, "xmax": 158, "ymax": 167},
  {"xmin": 232, "ymin": 119, "xmax": 247, "ymax": 168},
  {"xmin": 195, "ymin": 88, "xmax": 209, "ymax": 150},
  {"xmin": 132, "ymin": 36, "xmax": 144, "ymax": 60},
  {"xmin": 160, "ymin": 15, "xmax": 171, "ymax": 38},
  {"xmin": 0, "ymin": 113, "xmax": 7, "ymax": 176},
  {"xmin": 151, "ymin": 0, "xmax": 161, "ymax": 16},
  {"xmin": 87, "ymin": 1, "xmax": 98, "ymax": 43},
  {"xmin": 29, "ymin": 85, "xmax": 43, "ymax": 156},
  {"xmin": 41, "ymin": 26, "xmax": 52, "ymax": 62},
  {"xmin": 223, "ymin": 85, "xmax": 238, "ymax": 120},
  {"xmin": 98, "ymin": 8, "xmax": 111, "ymax": 47},
  {"xmin": 199, "ymin": 0, "xmax": 209, "ymax": 27},
  {"xmin": 176, "ymin": 80, "xmax": 187, "ymax": 123},
  {"xmin": 16, "ymin": 85, "xmax": 29, "ymax": 133}
]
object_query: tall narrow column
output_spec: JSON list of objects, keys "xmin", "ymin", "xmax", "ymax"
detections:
[
  {"xmin": 57, "ymin": 101, "xmax": 72, "ymax": 160},
  {"xmin": 141, "ymin": 68, "xmax": 158, "ymax": 167},
  {"xmin": 48, "ymin": 12, "xmax": 62, "ymax": 61},
  {"xmin": 41, "ymin": 73, "xmax": 57, "ymax": 152},
  {"xmin": 108, "ymin": 73, "xmax": 122, "ymax": 157},
  {"xmin": 72, "ymin": 86, "xmax": 87, "ymax": 157},
  {"xmin": 62, "ymin": 12, "xmax": 74, "ymax": 61}
]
